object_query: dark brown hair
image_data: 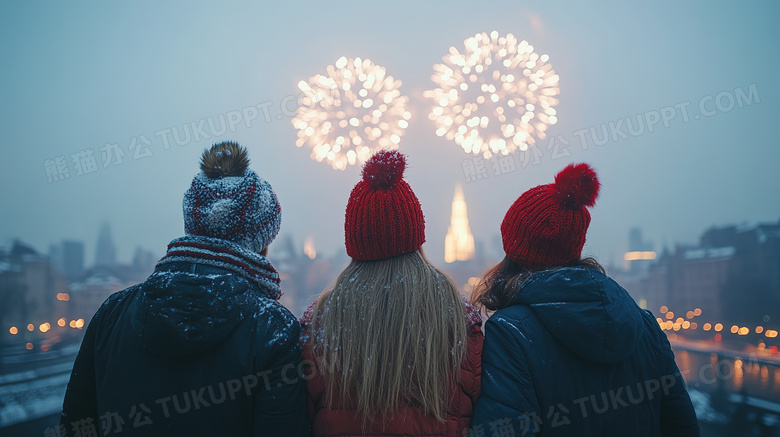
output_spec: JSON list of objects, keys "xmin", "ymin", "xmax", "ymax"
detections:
[{"xmin": 471, "ymin": 256, "xmax": 605, "ymax": 312}]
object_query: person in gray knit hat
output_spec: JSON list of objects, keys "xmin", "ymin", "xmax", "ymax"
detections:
[
  {"xmin": 61, "ymin": 142, "xmax": 310, "ymax": 436},
  {"xmin": 182, "ymin": 141, "xmax": 281, "ymax": 255}
]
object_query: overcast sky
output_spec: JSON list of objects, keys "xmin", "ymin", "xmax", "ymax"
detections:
[{"xmin": 1, "ymin": 0, "xmax": 778, "ymax": 268}]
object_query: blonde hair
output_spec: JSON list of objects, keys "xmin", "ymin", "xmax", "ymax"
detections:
[{"xmin": 311, "ymin": 250, "xmax": 468, "ymax": 423}]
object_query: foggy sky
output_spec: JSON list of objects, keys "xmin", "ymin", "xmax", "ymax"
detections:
[{"xmin": 1, "ymin": 0, "xmax": 778, "ymax": 268}]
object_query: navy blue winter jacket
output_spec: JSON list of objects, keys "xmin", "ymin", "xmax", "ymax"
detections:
[
  {"xmin": 61, "ymin": 261, "xmax": 310, "ymax": 436},
  {"xmin": 471, "ymin": 267, "xmax": 699, "ymax": 436}
]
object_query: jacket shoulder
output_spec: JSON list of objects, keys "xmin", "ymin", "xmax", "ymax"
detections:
[
  {"xmin": 248, "ymin": 294, "xmax": 301, "ymax": 350},
  {"xmin": 488, "ymin": 303, "xmax": 536, "ymax": 327},
  {"xmin": 92, "ymin": 284, "xmax": 143, "ymax": 324}
]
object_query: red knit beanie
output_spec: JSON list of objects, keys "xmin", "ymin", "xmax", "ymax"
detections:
[
  {"xmin": 345, "ymin": 150, "xmax": 425, "ymax": 261},
  {"xmin": 501, "ymin": 163, "xmax": 601, "ymax": 269}
]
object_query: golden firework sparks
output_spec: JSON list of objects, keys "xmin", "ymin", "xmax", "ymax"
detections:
[
  {"xmin": 293, "ymin": 56, "xmax": 411, "ymax": 170},
  {"xmin": 424, "ymin": 31, "xmax": 560, "ymax": 159}
]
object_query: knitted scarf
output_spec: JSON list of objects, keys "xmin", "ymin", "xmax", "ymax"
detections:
[{"xmin": 156, "ymin": 235, "xmax": 282, "ymax": 300}]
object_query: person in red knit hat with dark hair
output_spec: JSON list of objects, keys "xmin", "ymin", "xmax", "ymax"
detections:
[
  {"xmin": 299, "ymin": 150, "xmax": 483, "ymax": 437},
  {"xmin": 470, "ymin": 163, "xmax": 699, "ymax": 436}
]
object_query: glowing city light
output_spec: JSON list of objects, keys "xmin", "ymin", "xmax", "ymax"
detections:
[
  {"xmin": 304, "ymin": 237, "xmax": 316, "ymax": 260},
  {"xmin": 624, "ymin": 251, "xmax": 657, "ymax": 261},
  {"xmin": 424, "ymin": 31, "xmax": 559, "ymax": 159},
  {"xmin": 9, "ymin": 326, "xmax": 18, "ymax": 335},
  {"xmin": 655, "ymin": 305, "xmax": 780, "ymax": 343},
  {"xmin": 444, "ymin": 185, "xmax": 475, "ymax": 263},
  {"xmin": 293, "ymin": 56, "xmax": 411, "ymax": 170},
  {"xmin": 27, "ymin": 324, "xmax": 34, "ymax": 332},
  {"xmin": 57, "ymin": 318, "xmax": 67, "ymax": 327},
  {"xmin": 463, "ymin": 277, "xmax": 482, "ymax": 294},
  {"xmin": 57, "ymin": 292, "xmax": 70, "ymax": 301},
  {"xmin": 654, "ymin": 306, "xmax": 780, "ymax": 356},
  {"xmin": 25, "ymin": 342, "xmax": 33, "ymax": 350}
]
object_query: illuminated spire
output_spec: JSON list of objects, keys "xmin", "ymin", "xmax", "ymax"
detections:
[
  {"xmin": 304, "ymin": 236, "xmax": 316, "ymax": 260},
  {"xmin": 444, "ymin": 185, "xmax": 475, "ymax": 263}
]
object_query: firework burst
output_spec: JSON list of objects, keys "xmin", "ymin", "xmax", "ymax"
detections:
[
  {"xmin": 292, "ymin": 56, "xmax": 411, "ymax": 170},
  {"xmin": 424, "ymin": 31, "xmax": 560, "ymax": 158}
]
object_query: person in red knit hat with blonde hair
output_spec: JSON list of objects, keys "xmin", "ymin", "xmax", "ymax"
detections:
[
  {"xmin": 469, "ymin": 163, "xmax": 699, "ymax": 436},
  {"xmin": 299, "ymin": 150, "xmax": 484, "ymax": 436}
]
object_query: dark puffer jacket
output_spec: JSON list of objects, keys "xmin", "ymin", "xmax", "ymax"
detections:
[
  {"xmin": 299, "ymin": 301, "xmax": 483, "ymax": 437},
  {"xmin": 471, "ymin": 267, "xmax": 699, "ymax": 436},
  {"xmin": 61, "ymin": 261, "xmax": 309, "ymax": 436}
]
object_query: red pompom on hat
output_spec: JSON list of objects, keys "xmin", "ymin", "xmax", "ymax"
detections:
[
  {"xmin": 501, "ymin": 163, "xmax": 601, "ymax": 268},
  {"xmin": 345, "ymin": 150, "xmax": 425, "ymax": 261}
]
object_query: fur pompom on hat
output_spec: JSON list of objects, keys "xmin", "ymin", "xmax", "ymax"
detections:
[
  {"xmin": 345, "ymin": 150, "xmax": 425, "ymax": 261},
  {"xmin": 183, "ymin": 142, "xmax": 281, "ymax": 254},
  {"xmin": 501, "ymin": 163, "xmax": 600, "ymax": 268}
]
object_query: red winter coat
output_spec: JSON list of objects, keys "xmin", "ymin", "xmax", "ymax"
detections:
[{"xmin": 299, "ymin": 301, "xmax": 483, "ymax": 437}]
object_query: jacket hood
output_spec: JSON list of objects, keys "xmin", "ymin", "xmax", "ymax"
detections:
[
  {"xmin": 131, "ymin": 267, "xmax": 252, "ymax": 356},
  {"xmin": 513, "ymin": 267, "xmax": 643, "ymax": 363}
]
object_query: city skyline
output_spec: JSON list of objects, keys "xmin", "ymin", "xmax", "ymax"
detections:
[{"xmin": 4, "ymin": 212, "xmax": 780, "ymax": 270}]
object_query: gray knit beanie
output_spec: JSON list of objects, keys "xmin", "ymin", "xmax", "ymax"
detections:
[{"xmin": 182, "ymin": 142, "xmax": 281, "ymax": 253}]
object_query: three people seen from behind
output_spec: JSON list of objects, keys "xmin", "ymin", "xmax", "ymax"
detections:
[{"xmin": 62, "ymin": 143, "xmax": 698, "ymax": 436}]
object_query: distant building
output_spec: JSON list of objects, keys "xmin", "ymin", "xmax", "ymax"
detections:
[
  {"xmin": 49, "ymin": 240, "xmax": 85, "ymax": 279},
  {"xmin": 273, "ymin": 234, "xmax": 299, "ymax": 261},
  {"xmin": 270, "ymin": 234, "xmax": 348, "ymax": 317},
  {"xmin": 272, "ymin": 234, "xmax": 304, "ymax": 314},
  {"xmin": 48, "ymin": 243, "xmax": 62, "ymax": 273},
  {"xmin": 629, "ymin": 228, "xmax": 654, "ymax": 252},
  {"xmin": 624, "ymin": 228, "xmax": 656, "ymax": 274},
  {"xmin": 132, "ymin": 246, "xmax": 158, "ymax": 273},
  {"xmin": 490, "ymin": 234, "xmax": 504, "ymax": 261},
  {"xmin": 1, "ymin": 235, "xmax": 161, "ymax": 347},
  {"xmin": 62, "ymin": 240, "xmax": 85, "ymax": 279},
  {"xmin": 68, "ymin": 268, "xmax": 129, "ymax": 321},
  {"xmin": 0, "ymin": 241, "xmax": 69, "ymax": 343},
  {"xmin": 444, "ymin": 185, "xmax": 475, "ymax": 263},
  {"xmin": 626, "ymin": 219, "xmax": 780, "ymax": 328},
  {"xmin": 95, "ymin": 222, "xmax": 117, "ymax": 267}
]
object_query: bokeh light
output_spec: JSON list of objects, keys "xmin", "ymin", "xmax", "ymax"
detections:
[
  {"xmin": 424, "ymin": 31, "xmax": 560, "ymax": 159},
  {"xmin": 293, "ymin": 56, "xmax": 411, "ymax": 170}
]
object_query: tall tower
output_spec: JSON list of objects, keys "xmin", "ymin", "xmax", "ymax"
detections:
[
  {"xmin": 61, "ymin": 240, "xmax": 85, "ymax": 278},
  {"xmin": 95, "ymin": 222, "xmax": 117, "ymax": 267},
  {"xmin": 444, "ymin": 185, "xmax": 475, "ymax": 263}
]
